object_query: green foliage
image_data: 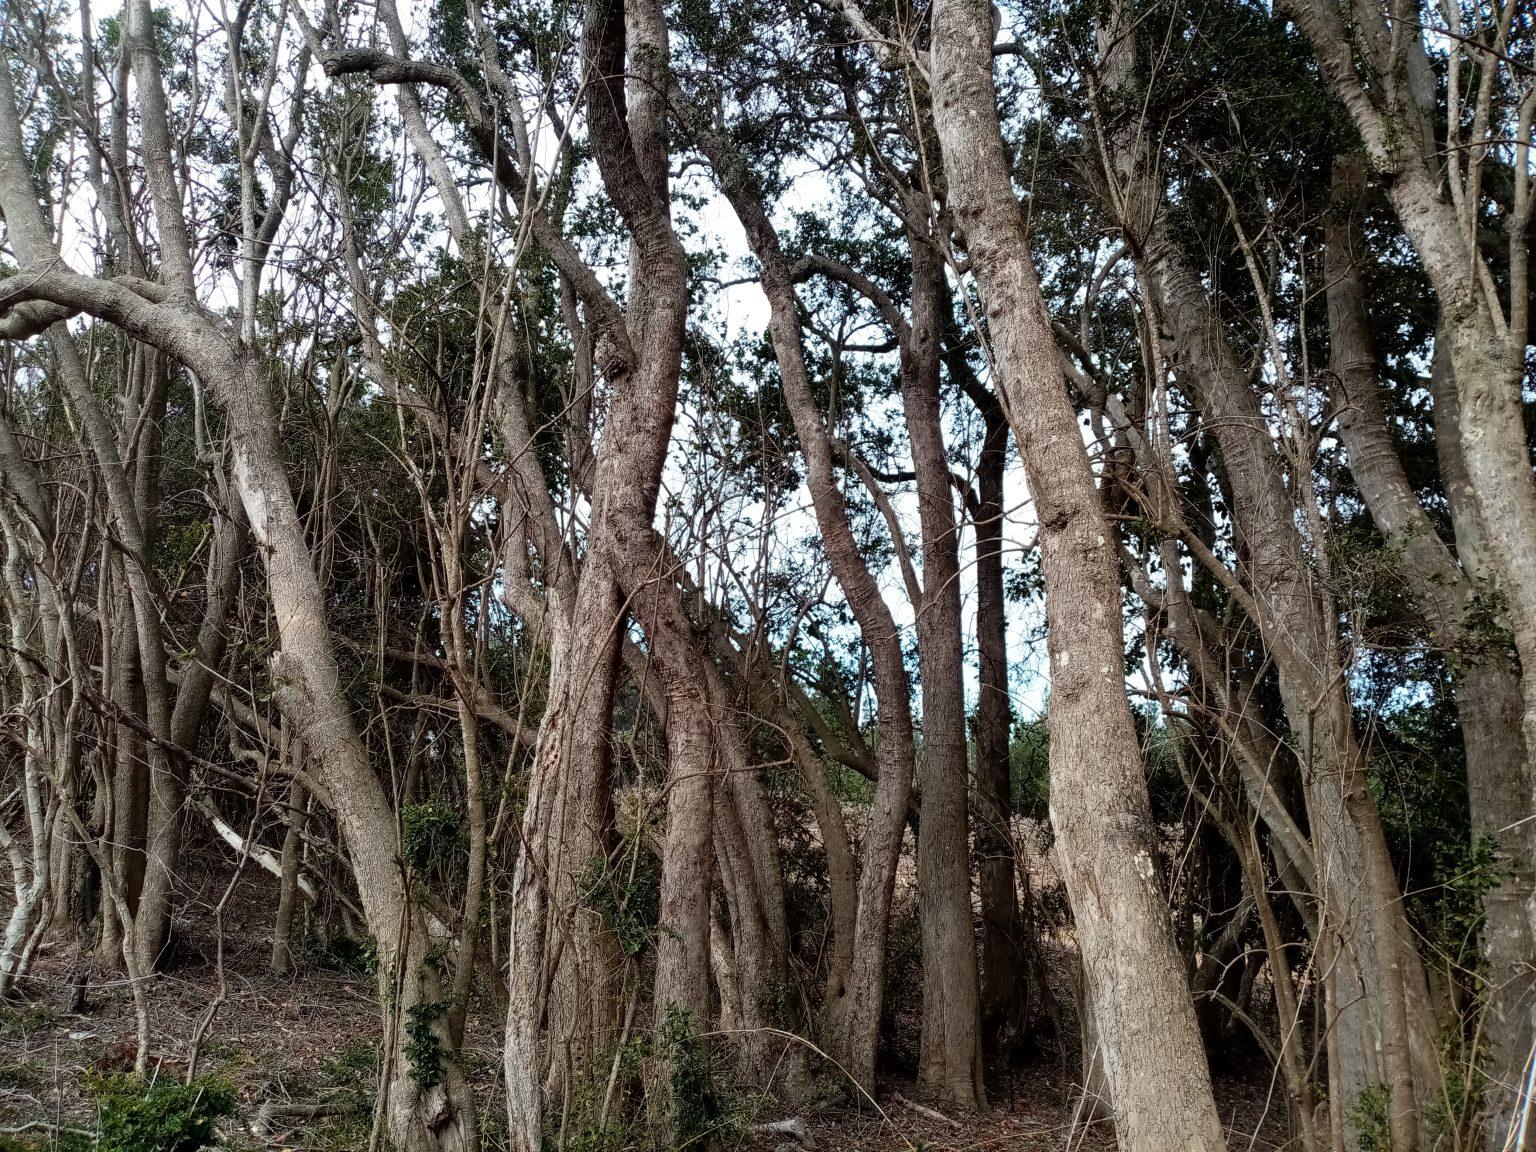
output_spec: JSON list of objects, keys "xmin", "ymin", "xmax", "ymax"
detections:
[
  {"xmin": 658, "ymin": 1006, "xmax": 724, "ymax": 1149},
  {"xmin": 1425, "ymin": 1055, "xmax": 1481, "ymax": 1150},
  {"xmin": 541, "ymin": 1032, "xmax": 649, "ymax": 1152},
  {"xmin": 578, "ymin": 841, "xmax": 661, "ymax": 958},
  {"xmin": 1453, "ymin": 582, "xmax": 1518, "ymax": 670},
  {"xmin": 1327, "ymin": 528, "xmax": 1413, "ymax": 632},
  {"xmin": 91, "ymin": 1074, "xmax": 235, "ymax": 1152},
  {"xmin": 1009, "ymin": 719, "xmax": 1050, "ymax": 822},
  {"xmin": 0, "ymin": 1003, "xmax": 55, "ymax": 1037},
  {"xmin": 1434, "ymin": 834, "xmax": 1501, "ymax": 959},
  {"xmin": 0, "ymin": 1135, "xmax": 90, "ymax": 1152},
  {"xmin": 401, "ymin": 801, "xmax": 466, "ymax": 878},
  {"xmin": 151, "ymin": 521, "xmax": 208, "ymax": 583},
  {"xmin": 826, "ymin": 761, "xmax": 874, "ymax": 806},
  {"xmin": 1368, "ymin": 698, "xmax": 1493, "ymax": 963},
  {"xmin": 755, "ymin": 977, "xmax": 791, "ymax": 1029},
  {"xmin": 403, "ymin": 1001, "xmax": 448, "ymax": 1088},
  {"xmin": 543, "ymin": 1007, "xmax": 755, "ymax": 1152},
  {"xmin": 1350, "ymin": 1083, "xmax": 1392, "ymax": 1152}
]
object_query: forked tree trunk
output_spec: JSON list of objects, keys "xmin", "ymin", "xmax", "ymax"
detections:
[
  {"xmin": 929, "ymin": 4, "xmax": 1226, "ymax": 1144},
  {"xmin": 580, "ymin": 0, "xmax": 715, "ymax": 1081},
  {"xmin": 518, "ymin": 6, "xmax": 719, "ymax": 1145}
]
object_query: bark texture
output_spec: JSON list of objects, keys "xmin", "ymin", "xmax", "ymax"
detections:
[
  {"xmin": 930, "ymin": 4, "xmax": 1226, "ymax": 1144},
  {"xmin": 1327, "ymin": 158, "xmax": 1535, "ymax": 1145}
]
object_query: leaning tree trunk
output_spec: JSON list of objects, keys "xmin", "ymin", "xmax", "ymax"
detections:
[
  {"xmin": 0, "ymin": 93, "xmax": 483, "ymax": 1144},
  {"xmin": 1146, "ymin": 232, "xmax": 1439, "ymax": 1151},
  {"xmin": 1089, "ymin": 18, "xmax": 1440, "ymax": 1120},
  {"xmin": 929, "ymin": 4, "xmax": 1226, "ymax": 1145},
  {"xmin": 219, "ymin": 352, "xmax": 478, "ymax": 1152}
]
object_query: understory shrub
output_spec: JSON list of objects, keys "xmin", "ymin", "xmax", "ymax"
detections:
[{"xmin": 92, "ymin": 1073, "xmax": 235, "ymax": 1152}]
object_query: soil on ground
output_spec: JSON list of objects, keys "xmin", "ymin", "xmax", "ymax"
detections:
[{"xmin": 0, "ymin": 861, "xmax": 1291, "ymax": 1150}]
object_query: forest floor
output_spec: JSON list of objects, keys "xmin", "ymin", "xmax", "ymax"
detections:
[{"xmin": 0, "ymin": 858, "xmax": 1291, "ymax": 1151}]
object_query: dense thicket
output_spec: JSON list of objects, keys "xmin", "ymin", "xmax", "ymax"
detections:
[{"xmin": 0, "ymin": 0, "xmax": 1532, "ymax": 1149}]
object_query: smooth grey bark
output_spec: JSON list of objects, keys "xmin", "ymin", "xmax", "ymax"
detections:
[
  {"xmin": 223, "ymin": 349, "xmax": 479, "ymax": 1152},
  {"xmin": 929, "ymin": 3, "xmax": 1226, "ymax": 1145},
  {"xmin": 0, "ymin": 466, "xmax": 65, "ymax": 998}
]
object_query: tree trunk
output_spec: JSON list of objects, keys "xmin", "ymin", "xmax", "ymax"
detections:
[
  {"xmin": 1087, "ymin": 43, "xmax": 1438, "ymax": 1123},
  {"xmin": 270, "ymin": 778, "xmax": 310, "ymax": 976},
  {"xmin": 105, "ymin": 572, "xmax": 149, "ymax": 964},
  {"xmin": 691, "ymin": 117, "xmax": 918, "ymax": 1096},
  {"xmin": 1285, "ymin": 4, "xmax": 1536, "ymax": 1016},
  {"xmin": 906, "ymin": 241, "xmax": 985, "ymax": 1109},
  {"xmin": 1328, "ymin": 156, "xmax": 1535, "ymax": 1147},
  {"xmin": 585, "ymin": 0, "xmax": 716, "ymax": 1113},
  {"xmin": 963, "ymin": 348, "xmax": 1029, "ymax": 1054},
  {"xmin": 503, "ymin": 583, "xmax": 623, "ymax": 1152},
  {"xmin": 0, "ymin": 36, "xmax": 480, "ymax": 1145},
  {"xmin": 1147, "ymin": 229, "xmax": 1436, "ymax": 1150},
  {"xmin": 1428, "ymin": 346, "xmax": 1536, "ymax": 1150},
  {"xmin": 930, "ymin": 6, "xmax": 1227, "ymax": 1144}
]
